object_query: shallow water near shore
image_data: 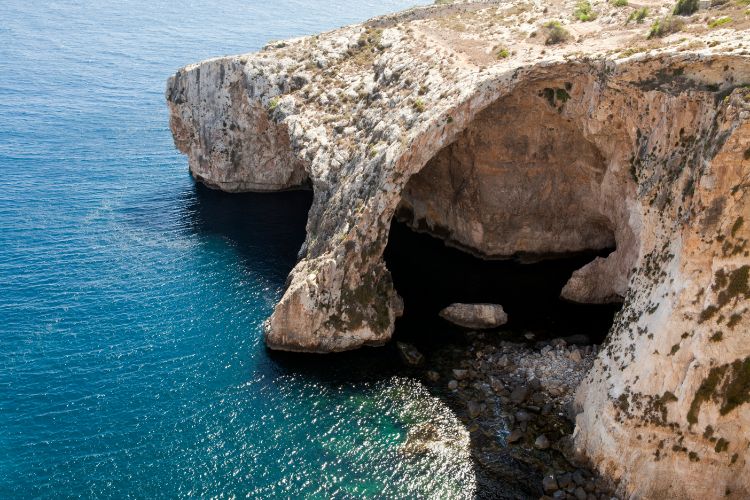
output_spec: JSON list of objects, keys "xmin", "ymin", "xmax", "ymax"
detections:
[{"xmin": 1, "ymin": 1, "xmax": 618, "ymax": 497}]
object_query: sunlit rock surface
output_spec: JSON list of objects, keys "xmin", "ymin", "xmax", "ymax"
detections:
[{"xmin": 167, "ymin": 0, "xmax": 750, "ymax": 497}]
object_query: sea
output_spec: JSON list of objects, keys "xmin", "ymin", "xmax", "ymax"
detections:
[{"xmin": 0, "ymin": 1, "xmax": 481, "ymax": 497}]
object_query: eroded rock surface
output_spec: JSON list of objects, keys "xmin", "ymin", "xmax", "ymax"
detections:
[{"xmin": 167, "ymin": 0, "xmax": 750, "ymax": 497}]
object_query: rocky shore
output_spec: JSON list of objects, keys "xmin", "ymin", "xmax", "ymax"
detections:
[{"xmin": 400, "ymin": 331, "xmax": 618, "ymax": 499}]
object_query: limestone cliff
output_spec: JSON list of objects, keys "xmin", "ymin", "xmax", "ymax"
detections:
[{"xmin": 167, "ymin": 0, "xmax": 750, "ymax": 497}]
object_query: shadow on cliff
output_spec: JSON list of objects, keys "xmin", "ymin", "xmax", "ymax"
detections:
[{"xmin": 184, "ymin": 182, "xmax": 312, "ymax": 283}]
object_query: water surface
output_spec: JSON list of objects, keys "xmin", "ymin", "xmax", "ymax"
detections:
[{"xmin": 0, "ymin": 1, "xmax": 479, "ymax": 497}]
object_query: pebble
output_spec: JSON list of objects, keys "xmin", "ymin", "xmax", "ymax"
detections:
[
  {"xmin": 528, "ymin": 377, "xmax": 542, "ymax": 390},
  {"xmin": 515, "ymin": 409, "xmax": 533, "ymax": 422},
  {"xmin": 543, "ymin": 475, "xmax": 559, "ymax": 494},
  {"xmin": 467, "ymin": 400, "xmax": 482, "ymax": 419},
  {"xmin": 534, "ymin": 434, "xmax": 550, "ymax": 450},
  {"xmin": 551, "ymin": 338, "xmax": 567, "ymax": 348},
  {"xmin": 489, "ymin": 376, "xmax": 505, "ymax": 393},
  {"xmin": 452, "ymin": 368, "xmax": 469, "ymax": 380},
  {"xmin": 558, "ymin": 472, "xmax": 573, "ymax": 489},
  {"xmin": 447, "ymin": 379, "xmax": 458, "ymax": 390},
  {"xmin": 569, "ymin": 349, "xmax": 583, "ymax": 363},
  {"xmin": 509, "ymin": 385, "xmax": 529, "ymax": 404},
  {"xmin": 507, "ymin": 428, "xmax": 524, "ymax": 443}
]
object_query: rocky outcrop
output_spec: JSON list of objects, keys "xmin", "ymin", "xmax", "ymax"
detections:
[
  {"xmin": 439, "ymin": 303, "xmax": 508, "ymax": 329},
  {"xmin": 167, "ymin": 58, "xmax": 309, "ymax": 192},
  {"xmin": 167, "ymin": 0, "xmax": 750, "ymax": 497}
]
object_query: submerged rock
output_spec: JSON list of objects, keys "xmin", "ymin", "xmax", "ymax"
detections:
[
  {"xmin": 400, "ymin": 422, "xmax": 439, "ymax": 455},
  {"xmin": 395, "ymin": 341, "xmax": 424, "ymax": 366},
  {"xmin": 438, "ymin": 303, "xmax": 508, "ymax": 330}
]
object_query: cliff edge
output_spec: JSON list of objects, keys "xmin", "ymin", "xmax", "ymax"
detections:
[{"xmin": 167, "ymin": 0, "xmax": 750, "ymax": 497}]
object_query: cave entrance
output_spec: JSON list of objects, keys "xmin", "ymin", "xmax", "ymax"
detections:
[
  {"xmin": 384, "ymin": 83, "xmax": 625, "ymax": 346},
  {"xmin": 383, "ymin": 220, "xmax": 621, "ymax": 346}
]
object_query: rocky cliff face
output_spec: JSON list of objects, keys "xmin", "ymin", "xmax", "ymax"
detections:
[{"xmin": 167, "ymin": 0, "xmax": 750, "ymax": 497}]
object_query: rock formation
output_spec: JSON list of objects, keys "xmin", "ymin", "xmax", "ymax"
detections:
[
  {"xmin": 167, "ymin": 0, "xmax": 750, "ymax": 497},
  {"xmin": 439, "ymin": 303, "xmax": 508, "ymax": 329}
]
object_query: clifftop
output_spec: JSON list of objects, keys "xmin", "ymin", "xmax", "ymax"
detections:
[{"xmin": 167, "ymin": 1, "xmax": 750, "ymax": 497}]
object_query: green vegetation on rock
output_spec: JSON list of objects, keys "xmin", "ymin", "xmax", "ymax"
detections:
[
  {"xmin": 673, "ymin": 0, "xmax": 699, "ymax": 15},
  {"xmin": 543, "ymin": 21, "xmax": 571, "ymax": 44},
  {"xmin": 268, "ymin": 96, "xmax": 280, "ymax": 111},
  {"xmin": 627, "ymin": 7, "xmax": 649, "ymax": 24},
  {"xmin": 708, "ymin": 16, "xmax": 732, "ymax": 28},
  {"xmin": 648, "ymin": 16, "xmax": 685, "ymax": 38},
  {"xmin": 574, "ymin": 1, "xmax": 598, "ymax": 21}
]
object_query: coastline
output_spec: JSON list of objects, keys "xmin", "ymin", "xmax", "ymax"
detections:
[{"xmin": 166, "ymin": 0, "xmax": 750, "ymax": 494}]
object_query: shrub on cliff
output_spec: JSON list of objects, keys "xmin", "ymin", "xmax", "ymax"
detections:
[
  {"xmin": 542, "ymin": 21, "xmax": 571, "ymax": 44},
  {"xmin": 648, "ymin": 16, "xmax": 685, "ymax": 37},
  {"xmin": 673, "ymin": 0, "xmax": 698, "ymax": 15},
  {"xmin": 574, "ymin": 1, "xmax": 598, "ymax": 21},
  {"xmin": 627, "ymin": 7, "xmax": 649, "ymax": 24},
  {"xmin": 708, "ymin": 16, "xmax": 732, "ymax": 27}
]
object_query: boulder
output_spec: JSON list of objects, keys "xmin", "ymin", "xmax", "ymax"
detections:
[{"xmin": 438, "ymin": 303, "xmax": 508, "ymax": 329}]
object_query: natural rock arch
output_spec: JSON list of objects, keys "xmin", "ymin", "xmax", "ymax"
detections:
[{"xmin": 166, "ymin": 7, "xmax": 750, "ymax": 494}]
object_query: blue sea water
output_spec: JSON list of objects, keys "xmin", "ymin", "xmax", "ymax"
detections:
[{"xmin": 0, "ymin": 1, "xmax": 477, "ymax": 497}]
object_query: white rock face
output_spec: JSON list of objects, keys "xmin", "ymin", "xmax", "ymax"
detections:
[
  {"xmin": 439, "ymin": 303, "xmax": 508, "ymax": 329},
  {"xmin": 167, "ymin": 1, "xmax": 750, "ymax": 497}
]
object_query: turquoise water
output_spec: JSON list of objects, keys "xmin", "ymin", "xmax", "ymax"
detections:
[{"xmin": 0, "ymin": 1, "xmax": 476, "ymax": 497}]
